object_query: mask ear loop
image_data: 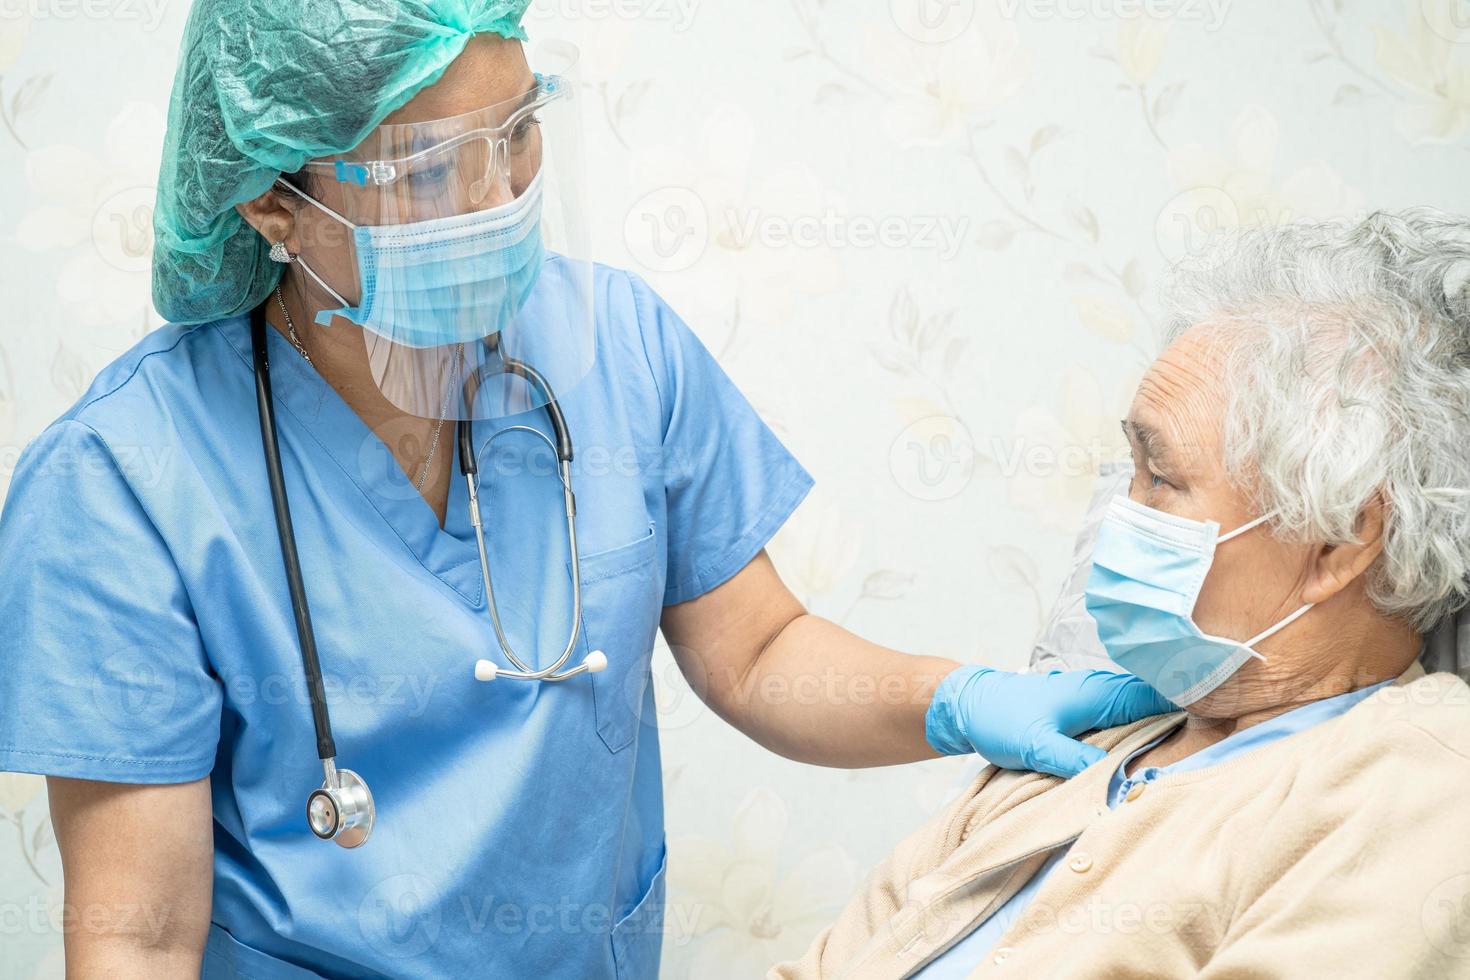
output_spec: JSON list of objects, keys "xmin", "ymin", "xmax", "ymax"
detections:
[
  {"xmin": 1239, "ymin": 602, "xmax": 1314, "ymax": 662},
  {"xmin": 273, "ymin": 179, "xmax": 356, "ymax": 310},
  {"xmin": 1217, "ymin": 511, "xmax": 1275, "ymax": 543},
  {"xmin": 1214, "ymin": 509, "xmax": 1313, "ymax": 662}
]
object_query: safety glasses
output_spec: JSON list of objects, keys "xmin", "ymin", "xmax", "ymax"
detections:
[{"xmin": 301, "ymin": 74, "xmax": 569, "ymax": 220}]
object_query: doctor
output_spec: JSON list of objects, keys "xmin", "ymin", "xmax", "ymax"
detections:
[{"xmin": 0, "ymin": 2, "xmax": 1171, "ymax": 977}]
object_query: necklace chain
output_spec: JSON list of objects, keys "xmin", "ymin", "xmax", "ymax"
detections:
[
  {"xmin": 271, "ymin": 285, "xmax": 452, "ymax": 495},
  {"xmin": 415, "ymin": 346, "xmax": 463, "ymax": 493},
  {"xmin": 273, "ymin": 285, "xmax": 312, "ymax": 366}
]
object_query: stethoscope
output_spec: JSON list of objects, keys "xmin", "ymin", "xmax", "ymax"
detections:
[{"xmin": 249, "ymin": 308, "xmax": 604, "ymax": 848}]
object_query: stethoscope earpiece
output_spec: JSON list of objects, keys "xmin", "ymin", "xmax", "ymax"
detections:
[{"xmin": 474, "ymin": 649, "xmax": 605, "ymax": 683}]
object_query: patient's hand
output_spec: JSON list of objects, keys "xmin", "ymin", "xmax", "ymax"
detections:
[{"xmin": 925, "ymin": 667, "xmax": 1175, "ymax": 777}]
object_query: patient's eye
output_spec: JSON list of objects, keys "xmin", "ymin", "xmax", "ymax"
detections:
[{"xmin": 1146, "ymin": 466, "xmax": 1179, "ymax": 495}]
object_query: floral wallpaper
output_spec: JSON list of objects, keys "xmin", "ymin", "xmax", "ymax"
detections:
[{"xmin": 0, "ymin": 0, "xmax": 1466, "ymax": 976}]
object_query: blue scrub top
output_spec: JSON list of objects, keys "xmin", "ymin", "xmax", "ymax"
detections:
[{"xmin": 0, "ymin": 263, "xmax": 812, "ymax": 979}]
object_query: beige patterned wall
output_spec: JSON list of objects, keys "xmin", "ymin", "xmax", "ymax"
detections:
[{"xmin": 1, "ymin": 0, "xmax": 1466, "ymax": 975}]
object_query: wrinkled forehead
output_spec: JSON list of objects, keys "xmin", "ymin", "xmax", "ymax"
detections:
[{"xmin": 1130, "ymin": 323, "xmax": 1233, "ymax": 466}]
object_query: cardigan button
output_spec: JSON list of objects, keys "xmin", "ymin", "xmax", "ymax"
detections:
[
  {"xmin": 1125, "ymin": 782, "xmax": 1146, "ymax": 802},
  {"xmin": 992, "ymin": 946, "xmax": 1014, "ymax": 964},
  {"xmin": 1068, "ymin": 852, "xmax": 1094, "ymax": 873}
]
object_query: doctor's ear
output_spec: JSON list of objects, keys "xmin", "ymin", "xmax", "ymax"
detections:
[
  {"xmin": 235, "ymin": 186, "xmax": 304, "ymax": 253},
  {"xmin": 1300, "ymin": 494, "xmax": 1386, "ymax": 605}
]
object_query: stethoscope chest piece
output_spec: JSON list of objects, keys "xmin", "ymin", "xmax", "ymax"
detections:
[{"xmin": 307, "ymin": 766, "xmax": 375, "ymax": 848}]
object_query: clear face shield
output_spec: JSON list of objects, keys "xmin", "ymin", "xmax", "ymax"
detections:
[{"xmin": 279, "ymin": 42, "xmax": 593, "ymax": 422}]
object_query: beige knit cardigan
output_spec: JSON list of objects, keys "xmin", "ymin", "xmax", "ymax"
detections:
[{"xmin": 772, "ymin": 664, "xmax": 1470, "ymax": 978}]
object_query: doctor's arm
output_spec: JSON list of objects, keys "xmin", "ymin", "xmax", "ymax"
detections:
[
  {"xmin": 662, "ymin": 551, "xmax": 954, "ymax": 767},
  {"xmin": 661, "ymin": 551, "xmax": 1174, "ymax": 774},
  {"xmin": 46, "ymin": 776, "xmax": 213, "ymax": 979}
]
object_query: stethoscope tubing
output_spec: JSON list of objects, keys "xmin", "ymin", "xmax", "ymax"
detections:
[
  {"xmin": 250, "ymin": 307, "xmax": 599, "ymax": 847},
  {"xmin": 251, "ymin": 310, "xmax": 337, "ymax": 763},
  {"xmin": 456, "ymin": 354, "xmax": 591, "ymax": 681},
  {"xmin": 462, "ymin": 424, "xmax": 587, "ymax": 679}
]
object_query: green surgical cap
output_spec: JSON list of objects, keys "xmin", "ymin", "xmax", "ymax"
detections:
[{"xmin": 151, "ymin": 0, "xmax": 531, "ymax": 324}]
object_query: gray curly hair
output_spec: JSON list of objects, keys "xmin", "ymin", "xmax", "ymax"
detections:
[{"xmin": 1161, "ymin": 208, "xmax": 1470, "ymax": 632}]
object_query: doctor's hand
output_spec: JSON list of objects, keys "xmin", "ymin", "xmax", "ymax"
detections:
[{"xmin": 924, "ymin": 666, "xmax": 1175, "ymax": 778}]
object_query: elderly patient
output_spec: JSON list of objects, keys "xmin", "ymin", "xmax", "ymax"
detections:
[{"xmin": 773, "ymin": 209, "xmax": 1470, "ymax": 979}]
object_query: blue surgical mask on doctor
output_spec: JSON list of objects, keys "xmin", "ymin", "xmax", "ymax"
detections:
[
  {"xmin": 1084, "ymin": 494, "xmax": 1315, "ymax": 706},
  {"xmin": 275, "ymin": 169, "xmax": 546, "ymax": 348}
]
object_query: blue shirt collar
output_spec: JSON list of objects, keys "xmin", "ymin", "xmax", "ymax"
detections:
[{"xmin": 1108, "ymin": 678, "xmax": 1396, "ymax": 808}]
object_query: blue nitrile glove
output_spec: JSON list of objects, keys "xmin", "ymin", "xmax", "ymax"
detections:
[{"xmin": 925, "ymin": 666, "xmax": 1176, "ymax": 778}]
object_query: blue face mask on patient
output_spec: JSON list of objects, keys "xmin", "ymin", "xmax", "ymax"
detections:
[
  {"xmin": 1084, "ymin": 494, "xmax": 1314, "ymax": 706},
  {"xmin": 277, "ymin": 169, "xmax": 546, "ymax": 348}
]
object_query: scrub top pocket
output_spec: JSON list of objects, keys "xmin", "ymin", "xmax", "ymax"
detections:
[
  {"xmin": 611, "ymin": 843, "xmax": 668, "ymax": 980},
  {"xmin": 574, "ymin": 523, "xmax": 662, "ymax": 753}
]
